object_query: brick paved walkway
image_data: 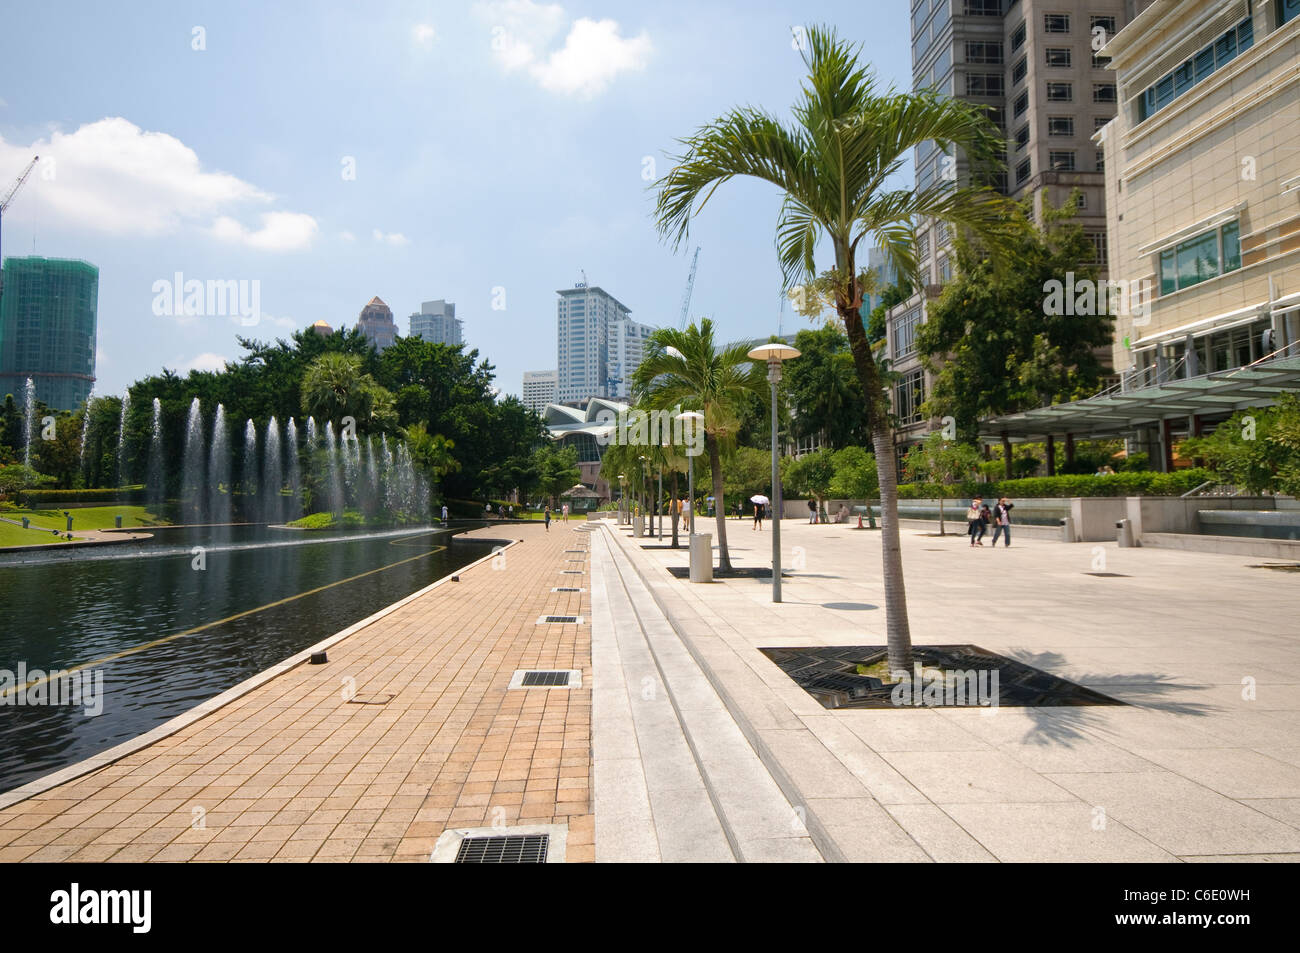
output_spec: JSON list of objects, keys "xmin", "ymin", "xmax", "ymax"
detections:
[{"xmin": 0, "ymin": 523, "xmax": 593, "ymax": 863}]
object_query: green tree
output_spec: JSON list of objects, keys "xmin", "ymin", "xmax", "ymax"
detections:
[
  {"xmin": 402, "ymin": 422, "xmax": 459, "ymax": 484},
  {"xmin": 916, "ymin": 192, "xmax": 1113, "ymax": 445},
  {"xmin": 300, "ymin": 352, "xmax": 396, "ymax": 430},
  {"xmin": 1183, "ymin": 395, "xmax": 1300, "ymax": 496},
  {"xmin": 784, "ymin": 325, "xmax": 869, "ymax": 450},
  {"xmin": 534, "ymin": 444, "xmax": 581, "ymax": 507},
  {"xmin": 721, "ymin": 446, "xmax": 772, "ymax": 506},
  {"xmin": 784, "ymin": 449, "xmax": 837, "ymax": 521},
  {"xmin": 32, "ymin": 413, "xmax": 82, "ymax": 489},
  {"xmin": 901, "ymin": 434, "xmax": 981, "ymax": 535},
  {"xmin": 828, "ymin": 445, "xmax": 878, "ymax": 499},
  {"xmin": 631, "ymin": 319, "xmax": 766, "ymax": 571},
  {"xmin": 653, "ymin": 25, "xmax": 1012, "ymax": 670}
]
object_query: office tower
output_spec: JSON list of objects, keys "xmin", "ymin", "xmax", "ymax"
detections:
[
  {"xmin": 0, "ymin": 257, "xmax": 98, "ymax": 410},
  {"xmin": 555, "ymin": 282, "xmax": 646, "ymax": 403},
  {"xmin": 522, "ymin": 370, "xmax": 558, "ymax": 414},
  {"xmin": 310, "ymin": 320, "xmax": 334, "ymax": 337},
  {"xmin": 885, "ymin": 0, "xmax": 1150, "ymax": 455},
  {"xmin": 355, "ymin": 296, "xmax": 398, "ymax": 352},
  {"xmin": 409, "ymin": 299, "xmax": 462, "ymax": 346}
]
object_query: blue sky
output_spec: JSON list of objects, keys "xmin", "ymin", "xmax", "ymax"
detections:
[{"xmin": 0, "ymin": 0, "xmax": 912, "ymax": 400}]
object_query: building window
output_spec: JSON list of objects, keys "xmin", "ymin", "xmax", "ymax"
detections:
[
  {"xmin": 1158, "ymin": 221, "xmax": 1243, "ymax": 294},
  {"xmin": 1085, "ymin": 231, "xmax": 1107, "ymax": 265},
  {"xmin": 1073, "ymin": 192, "xmax": 1088, "ymax": 210},
  {"xmin": 1045, "ymin": 48, "xmax": 1072, "ymax": 68},
  {"xmin": 917, "ymin": 229, "xmax": 931, "ymax": 262},
  {"xmin": 1013, "ymin": 91, "xmax": 1029, "ymax": 118},
  {"xmin": 1049, "ymin": 150, "xmax": 1075, "ymax": 171},
  {"xmin": 1090, "ymin": 15, "xmax": 1116, "ymax": 36},
  {"xmin": 1137, "ymin": 19, "xmax": 1253, "ymax": 122},
  {"xmin": 1044, "ymin": 13, "xmax": 1070, "ymax": 33},
  {"xmin": 935, "ymin": 221, "xmax": 949, "ymax": 247},
  {"xmin": 1095, "ymin": 148, "xmax": 1105, "ymax": 173},
  {"xmin": 1093, "ymin": 83, "xmax": 1117, "ymax": 103},
  {"xmin": 894, "ymin": 369, "xmax": 926, "ymax": 425},
  {"xmin": 1015, "ymin": 124, "xmax": 1030, "ymax": 150},
  {"xmin": 938, "ymin": 255, "xmax": 953, "ymax": 284},
  {"xmin": 1046, "ymin": 82, "xmax": 1072, "ymax": 101},
  {"xmin": 1283, "ymin": 0, "xmax": 1300, "ymax": 26},
  {"xmin": 966, "ymin": 40, "xmax": 1003, "ymax": 64},
  {"xmin": 963, "ymin": 0, "xmax": 1001, "ymax": 15},
  {"xmin": 1012, "ymin": 56, "xmax": 1027, "ymax": 84},
  {"xmin": 1016, "ymin": 157, "xmax": 1032, "ymax": 184},
  {"xmin": 1047, "ymin": 116, "xmax": 1074, "ymax": 136},
  {"xmin": 984, "ymin": 105, "xmax": 1005, "ymax": 128},
  {"xmin": 1092, "ymin": 52, "xmax": 1111, "ymax": 69},
  {"xmin": 1011, "ymin": 21, "xmax": 1026, "ymax": 51},
  {"xmin": 966, "ymin": 73, "xmax": 1005, "ymax": 96},
  {"xmin": 1094, "ymin": 116, "xmax": 1109, "ymax": 132},
  {"xmin": 894, "ymin": 308, "xmax": 921, "ymax": 360}
]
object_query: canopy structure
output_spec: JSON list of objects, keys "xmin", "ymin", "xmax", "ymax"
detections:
[{"xmin": 980, "ymin": 355, "xmax": 1300, "ymax": 444}]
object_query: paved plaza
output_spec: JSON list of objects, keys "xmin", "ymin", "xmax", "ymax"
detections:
[{"xmin": 1, "ymin": 516, "xmax": 1298, "ymax": 862}]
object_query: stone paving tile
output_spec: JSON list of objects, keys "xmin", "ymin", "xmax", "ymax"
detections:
[{"xmin": 0, "ymin": 524, "xmax": 593, "ymax": 863}]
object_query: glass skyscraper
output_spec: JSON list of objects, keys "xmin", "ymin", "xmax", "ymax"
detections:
[{"xmin": 0, "ymin": 257, "xmax": 98, "ymax": 411}]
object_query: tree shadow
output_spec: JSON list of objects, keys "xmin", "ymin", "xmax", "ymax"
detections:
[{"xmin": 1001, "ymin": 648, "xmax": 1218, "ymax": 746}]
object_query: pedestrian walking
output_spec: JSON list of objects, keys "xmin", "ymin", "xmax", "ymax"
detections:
[
  {"xmin": 753, "ymin": 500, "xmax": 764, "ymax": 531},
  {"xmin": 544, "ymin": 506, "xmax": 551, "ymax": 531},
  {"xmin": 978, "ymin": 502, "xmax": 992, "ymax": 544},
  {"xmin": 966, "ymin": 498, "xmax": 983, "ymax": 547},
  {"xmin": 562, "ymin": 503, "xmax": 569, "ymax": 522},
  {"xmin": 808, "ymin": 499, "xmax": 817, "ymax": 524},
  {"xmin": 441, "ymin": 504, "xmax": 448, "ymax": 522},
  {"xmin": 992, "ymin": 497, "xmax": 1014, "ymax": 547}
]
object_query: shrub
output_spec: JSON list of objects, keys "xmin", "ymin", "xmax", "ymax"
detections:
[
  {"xmin": 17, "ymin": 487, "xmax": 149, "ymax": 506},
  {"xmin": 894, "ymin": 469, "xmax": 1213, "ymax": 499}
]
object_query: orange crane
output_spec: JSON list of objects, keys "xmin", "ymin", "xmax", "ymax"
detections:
[{"xmin": 0, "ymin": 155, "xmax": 40, "ymax": 303}]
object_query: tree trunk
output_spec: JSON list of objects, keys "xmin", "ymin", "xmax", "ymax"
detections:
[
  {"xmin": 671, "ymin": 470, "xmax": 680, "ymax": 548},
  {"xmin": 707, "ymin": 432, "xmax": 731, "ymax": 571},
  {"xmin": 842, "ymin": 299, "xmax": 914, "ymax": 675}
]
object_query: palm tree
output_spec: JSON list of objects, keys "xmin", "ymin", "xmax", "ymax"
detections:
[
  {"xmin": 632, "ymin": 320, "xmax": 766, "ymax": 572},
  {"xmin": 300, "ymin": 352, "xmax": 397, "ymax": 431},
  {"xmin": 653, "ymin": 25, "xmax": 1012, "ymax": 672}
]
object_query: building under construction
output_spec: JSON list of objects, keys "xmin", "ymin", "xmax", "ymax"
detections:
[{"xmin": 0, "ymin": 256, "xmax": 99, "ymax": 411}]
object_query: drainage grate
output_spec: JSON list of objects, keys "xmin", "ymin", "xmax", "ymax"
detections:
[
  {"xmin": 521, "ymin": 670, "xmax": 571, "ymax": 687},
  {"xmin": 536, "ymin": 614, "xmax": 583, "ymax": 624},
  {"xmin": 551, "ymin": 586, "xmax": 585, "ymax": 592},
  {"xmin": 1248, "ymin": 563, "xmax": 1300, "ymax": 572},
  {"xmin": 1083, "ymin": 572, "xmax": 1130, "ymax": 577},
  {"xmin": 559, "ymin": 569, "xmax": 584, "ymax": 574},
  {"xmin": 508, "ymin": 668, "xmax": 582, "ymax": 690},
  {"xmin": 564, "ymin": 549, "xmax": 586, "ymax": 553},
  {"xmin": 454, "ymin": 834, "xmax": 549, "ymax": 864}
]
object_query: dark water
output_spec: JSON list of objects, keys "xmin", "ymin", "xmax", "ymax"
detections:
[{"xmin": 0, "ymin": 525, "xmax": 495, "ymax": 794}]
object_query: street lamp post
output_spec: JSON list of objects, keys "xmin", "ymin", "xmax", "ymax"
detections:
[
  {"xmin": 618, "ymin": 474, "xmax": 626, "ymax": 524},
  {"xmin": 747, "ymin": 343, "xmax": 800, "ymax": 603},
  {"xmin": 674, "ymin": 411, "xmax": 704, "ymax": 536}
]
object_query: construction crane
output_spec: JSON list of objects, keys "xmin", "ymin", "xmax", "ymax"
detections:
[
  {"xmin": 677, "ymin": 246, "xmax": 700, "ymax": 329},
  {"xmin": 0, "ymin": 155, "xmax": 40, "ymax": 303}
]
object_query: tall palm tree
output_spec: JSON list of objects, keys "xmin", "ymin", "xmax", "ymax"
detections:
[
  {"xmin": 653, "ymin": 25, "xmax": 1012, "ymax": 672},
  {"xmin": 632, "ymin": 320, "xmax": 766, "ymax": 572}
]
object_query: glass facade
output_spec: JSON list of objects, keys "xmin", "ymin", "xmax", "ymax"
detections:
[
  {"xmin": 1137, "ymin": 20, "xmax": 1254, "ymax": 122},
  {"xmin": 0, "ymin": 257, "xmax": 98, "ymax": 411},
  {"xmin": 1158, "ymin": 221, "xmax": 1242, "ymax": 295}
]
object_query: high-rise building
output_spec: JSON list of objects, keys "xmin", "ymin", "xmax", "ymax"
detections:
[
  {"xmin": 556, "ymin": 283, "xmax": 649, "ymax": 402},
  {"xmin": 0, "ymin": 257, "xmax": 98, "ymax": 410},
  {"xmin": 310, "ymin": 319, "xmax": 334, "ymax": 337},
  {"xmin": 355, "ymin": 296, "xmax": 397, "ymax": 352},
  {"xmin": 521, "ymin": 370, "xmax": 558, "ymax": 414},
  {"xmin": 409, "ymin": 299, "xmax": 462, "ymax": 346},
  {"xmin": 884, "ymin": 0, "xmax": 1151, "ymax": 458}
]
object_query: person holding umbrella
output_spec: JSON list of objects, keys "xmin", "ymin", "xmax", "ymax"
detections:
[{"xmin": 751, "ymin": 493, "xmax": 768, "ymax": 531}]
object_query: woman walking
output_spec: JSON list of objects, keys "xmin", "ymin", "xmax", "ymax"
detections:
[
  {"xmin": 966, "ymin": 498, "xmax": 983, "ymax": 547},
  {"xmin": 544, "ymin": 505, "xmax": 551, "ymax": 532},
  {"xmin": 753, "ymin": 500, "xmax": 764, "ymax": 531}
]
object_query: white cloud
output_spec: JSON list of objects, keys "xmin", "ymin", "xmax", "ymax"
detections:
[
  {"xmin": 372, "ymin": 229, "xmax": 410, "ymax": 246},
  {"xmin": 339, "ymin": 230, "xmax": 356, "ymax": 242},
  {"xmin": 234, "ymin": 312, "xmax": 297, "ymax": 332},
  {"xmin": 474, "ymin": 1, "xmax": 649, "ymax": 97},
  {"xmin": 0, "ymin": 117, "xmax": 315, "ymax": 249},
  {"xmin": 413, "ymin": 23, "xmax": 436, "ymax": 46},
  {"xmin": 213, "ymin": 211, "xmax": 318, "ymax": 251},
  {"xmin": 177, "ymin": 352, "xmax": 230, "ymax": 373}
]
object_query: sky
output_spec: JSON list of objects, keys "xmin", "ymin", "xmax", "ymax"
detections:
[{"xmin": 0, "ymin": 0, "xmax": 913, "ymax": 401}]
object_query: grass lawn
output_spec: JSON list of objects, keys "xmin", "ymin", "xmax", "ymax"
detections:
[
  {"xmin": 1, "ymin": 504, "xmax": 163, "ymax": 531},
  {"xmin": 0, "ymin": 521, "xmax": 84, "ymax": 547}
]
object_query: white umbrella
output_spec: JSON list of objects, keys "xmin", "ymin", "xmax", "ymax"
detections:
[{"xmin": 750, "ymin": 494, "xmax": 770, "ymax": 505}]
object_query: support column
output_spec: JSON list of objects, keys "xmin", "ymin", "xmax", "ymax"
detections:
[
  {"xmin": 1065, "ymin": 433, "xmax": 1075, "ymax": 468},
  {"xmin": 1002, "ymin": 432, "xmax": 1013, "ymax": 480},
  {"xmin": 1046, "ymin": 434, "xmax": 1057, "ymax": 476},
  {"xmin": 1160, "ymin": 418, "xmax": 1174, "ymax": 473}
]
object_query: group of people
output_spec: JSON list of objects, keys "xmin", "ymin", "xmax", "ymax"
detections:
[{"xmin": 966, "ymin": 496, "xmax": 1013, "ymax": 547}]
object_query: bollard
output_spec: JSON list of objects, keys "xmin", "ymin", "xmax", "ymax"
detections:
[
  {"xmin": 1116, "ymin": 518, "xmax": 1137, "ymax": 548},
  {"xmin": 115, "ymin": 515, "xmax": 122, "ymax": 529},
  {"xmin": 1060, "ymin": 516, "xmax": 1076, "ymax": 543},
  {"xmin": 21, "ymin": 517, "xmax": 29, "ymax": 529},
  {"xmin": 689, "ymin": 532, "xmax": 713, "ymax": 583},
  {"xmin": 66, "ymin": 514, "xmax": 74, "ymax": 532}
]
